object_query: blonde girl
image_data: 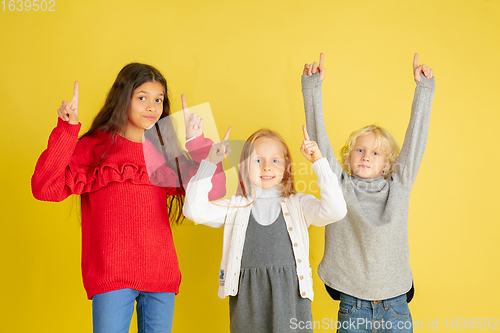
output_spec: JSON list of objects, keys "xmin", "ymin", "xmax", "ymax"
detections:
[{"xmin": 183, "ymin": 127, "xmax": 347, "ymax": 333}]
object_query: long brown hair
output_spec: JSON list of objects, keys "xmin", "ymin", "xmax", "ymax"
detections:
[
  {"xmin": 79, "ymin": 63, "xmax": 191, "ymax": 225},
  {"xmin": 236, "ymin": 128, "xmax": 296, "ymax": 199}
]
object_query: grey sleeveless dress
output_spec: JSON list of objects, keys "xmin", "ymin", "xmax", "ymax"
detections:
[{"xmin": 229, "ymin": 211, "xmax": 313, "ymax": 333}]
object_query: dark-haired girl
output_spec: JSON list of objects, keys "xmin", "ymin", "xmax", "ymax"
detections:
[{"xmin": 31, "ymin": 63, "xmax": 225, "ymax": 333}]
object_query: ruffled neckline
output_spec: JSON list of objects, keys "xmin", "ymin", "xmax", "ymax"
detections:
[{"xmin": 70, "ymin": 131, "xmax": 177, "ymax": 193}]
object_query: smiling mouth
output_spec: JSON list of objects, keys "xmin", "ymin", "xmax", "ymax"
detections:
[{"xmin": 260, "ymin": 176, "xmax": 275, "ymax": 180}]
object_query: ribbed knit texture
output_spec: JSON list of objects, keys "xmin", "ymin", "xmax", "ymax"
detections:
[
  {"xmin": 301, "ymin": 72, "xmax": 435, "ymax": 300},
  {"xmin": 183, "ymin": 158, "xmax": 347, "ymax": 301},
  {"xmin": 32, "ymin": 118, "xmax": 226, "ymax": 299},
  {"xmin": 251, "ymin": 186, "xmax": 282, "ymax": 226}
]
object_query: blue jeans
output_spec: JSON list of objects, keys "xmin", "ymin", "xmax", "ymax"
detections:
[
  {"xmin": 337, "ymin": 293, "xmax": 413, "ymax": 333},
  {"xmin": 92, "ymin": 288, "xmax": 175, "ymax": 333}
]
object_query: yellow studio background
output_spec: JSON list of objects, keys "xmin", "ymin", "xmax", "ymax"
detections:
[{"xmin": 1, "ymin": 0, "xmax": 499, "ymax": 331}]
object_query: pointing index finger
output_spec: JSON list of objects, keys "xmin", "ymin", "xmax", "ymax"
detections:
[
  {"xmin": 413, "ymin": 53, "xmax": 419, "ymax": 71},
  {"xmin": 319, "ymin": 53, "xmax": 324, "ymax": 68},
  {"xmin": 71, "ymin": 81, "xmax": 79, "ymax": 107},
  {"xmin": 222, "ymin": 126, "xmax": 232, "ymax": 142},
  {"xmin": 181, "ymin": 94, "xmax": 190, "ymax": 124},
  {"xmin": 302, "ymin": 125, "xmax": 310, "ymax": 141}
]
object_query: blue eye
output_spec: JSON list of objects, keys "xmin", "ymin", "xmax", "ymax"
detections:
[
  {"xmin": 273, "ymin": 159, "xmax": 279, "ymax": 163},
  {"xmin": 256, "ymin": 159, "xmax": 261, "ymax": 163},
  {"xmin": 373, "ymin": 152, "xmax": 379, "ymax": 156},
  {"xmin": 357, "ymin": 149, "xmax": 363, "ymax": 153}
]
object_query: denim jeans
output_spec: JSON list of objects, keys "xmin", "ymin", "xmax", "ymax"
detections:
[
  {"xmin": 337, "ymin": 293, "xmax": 413, "ymax": 333},
  {"xmin": 92, "ymin": 288, "xmax": 175, "ymax": 333}
]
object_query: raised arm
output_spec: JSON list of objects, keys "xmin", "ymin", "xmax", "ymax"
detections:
[
  {"xmin": 180, "ymin": 95, "xmax": 227, "ymax": 200},
  {"xmin": 31, "ymin": 82, "xmax": 86, "ymax": 202},
  {"xmin": 182, "ymin": 128, "xmax": 233, "ymax": 228},
  {"xmin": 299, "ymin": 125, "xmax": 347, "ymax": 226},
  {"xmin": 301, "ymin": 53, "xmax": 342, "ymax": 176},
  {"xmin": 396, "ymin": 53, "xmax": 436, "ymax": 186},
  {"xmin": 301, "ymin": 159, "xmax": 347, "ymax": 227}
]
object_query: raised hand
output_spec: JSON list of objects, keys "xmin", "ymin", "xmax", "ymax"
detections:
[
  {"xmin": 206, "ymin": 127, "xmax": 232, "ymax": 165},
  {"xmin": 413, "ymin": 53, "xmax": 434, "ymax": 82},
  {"xmin": 182, "ymin": 94, "xmax": 204, "ymax": 139},
  {"xmin": 300, "ymin": 125, "xmax": 322, "ymax": 163},
  {"xmin": 57, "ymin": 81, "xmax": 79, "ymax": 125},
  {"xmin": 303, "ymin": 53, "xmax": 326, "ymax": 81}
]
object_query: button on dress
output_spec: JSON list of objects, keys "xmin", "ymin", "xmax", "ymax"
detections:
[{"xmin": 229, "ymin": 211, "xmax": 312, "ymax": 333}]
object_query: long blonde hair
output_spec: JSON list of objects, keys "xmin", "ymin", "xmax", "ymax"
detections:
[
  {"xmin": 340, "ymin": 125, "xmax": 400, "ymax": 178},
  {"xmin": 236, "ymin": 129, "xmax": 296, "ymax": 199}
]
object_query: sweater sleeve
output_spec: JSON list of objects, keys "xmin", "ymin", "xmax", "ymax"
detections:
[
  {"xmin": 31, "ymin": 118, "xmax": 84, "ymax": 202},
  {"xmin": 148, "ymin": 134, "xmax": 227, "ymax": 200},
  {"xmin": 184, "ymin": 134, "xmax": 226, "ymax": 201},
  {"xmin": 301, "ymin": 73, "xmax": 343, "ymax": 176},
  {"xmin": 182, "ymin": 159, "xmax": 232, "ymax": 228},
  {"xmin": 301, "ymin": 158, "xmax": 347, "ymax": 227},
  {"xmin": 395, "ymin": 76, "xmax": 435, "ymax": 187}
]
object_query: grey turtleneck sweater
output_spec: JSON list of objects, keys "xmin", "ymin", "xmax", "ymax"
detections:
[{"xmin": 301, "ymin": 72, "xmax": 435, "ymax": 300}]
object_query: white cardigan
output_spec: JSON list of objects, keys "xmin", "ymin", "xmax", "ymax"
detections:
[{"xmin": 183, "ymin": 158, "xmax": 347, "ymax": 301}]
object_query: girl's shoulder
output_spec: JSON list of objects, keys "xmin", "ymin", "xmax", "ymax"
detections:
[
  {"xmin": 74, "ymin": 131, "xmax": 113, "ymax": 162},
  {"xmin": 77, "ymin": 130, "xmax": 111, "ymax": 148}
]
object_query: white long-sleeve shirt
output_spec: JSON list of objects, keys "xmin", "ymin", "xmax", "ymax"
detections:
[{"xmin": 183, "ymin": 158, "xmax": 347, "ymax": 301}]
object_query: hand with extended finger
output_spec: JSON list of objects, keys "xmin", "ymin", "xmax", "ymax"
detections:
[
  {"xmin": 57, "ymin": 81, "xmax": 79, "ymax": 125},
  {"xmin": 300, "ymin": 125, "xmax": 323, "ymax": 163},
  {"xmin": 182, "ymin": 94, "xmax": 204, "ymax": 139},
  {"xmin": 303, "ymin": 53, "xmax": 326, "ymax": 81},
  {"xmin": 206, "ymin": 127, "xmax": 232, "ymax": 165},
  {"xmin": 413, "ymin": 53, "xmax": 434, "ymax": 82}
]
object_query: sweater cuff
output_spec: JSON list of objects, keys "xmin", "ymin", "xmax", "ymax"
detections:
[
  {"xmin": 197, "ymin": 159, "xmax": 218, "ymax": 180},
  {"xmin": 57, "ymin": 117, "xmax": 82, "ymax": 136},
  {"xmin": 312, "ymin": 158, "xmax": 332, "ymax": 182},
  {"xmin": 415, "ymin": 76, "xmax": 436, "ymax": 90},
  {"xmin": 301, "ymin": 72, "xmax": 322, "ymax": 89},
  {"xmin": 185, "ymin": 135, "xmax": 197, "ymax": 143},
  {"xmin": 185, "ymin": 133, "xmax": 208, "ymax": 151}
]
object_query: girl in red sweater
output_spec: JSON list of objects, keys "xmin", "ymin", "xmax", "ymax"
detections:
[{"xmin": 31, "ymin": 63, "xmax": 225, "ymax": 333}]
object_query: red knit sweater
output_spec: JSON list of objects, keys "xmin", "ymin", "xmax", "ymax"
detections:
[{"xmin": 31, "ymin": 118, "xmax": 226, "ymax": 299}]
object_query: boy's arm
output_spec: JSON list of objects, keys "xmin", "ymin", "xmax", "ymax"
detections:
[
  {"xmin": 396, "ymin": 54, "xmax": 436, "ymax": 186},
  {"xmin": 301, "ymin": 55, "xmax": 343, "ymax": 176}
]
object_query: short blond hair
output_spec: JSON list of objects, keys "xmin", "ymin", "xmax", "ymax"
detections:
[{"xmin": 340, "ymin": 125, "xmax": 400, "ymax": 178}]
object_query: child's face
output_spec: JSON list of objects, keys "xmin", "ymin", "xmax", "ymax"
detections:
[
  {"xmin": 350, "ymin": 132, "xmax": 388, "ymax": 178},
  {"xmin": 126, "ymin": 81, "xmax": 164, "ymax": 136},
  {"xmin": 248, "ymin": 137, "xmax": 286, "ymax": 190}
]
